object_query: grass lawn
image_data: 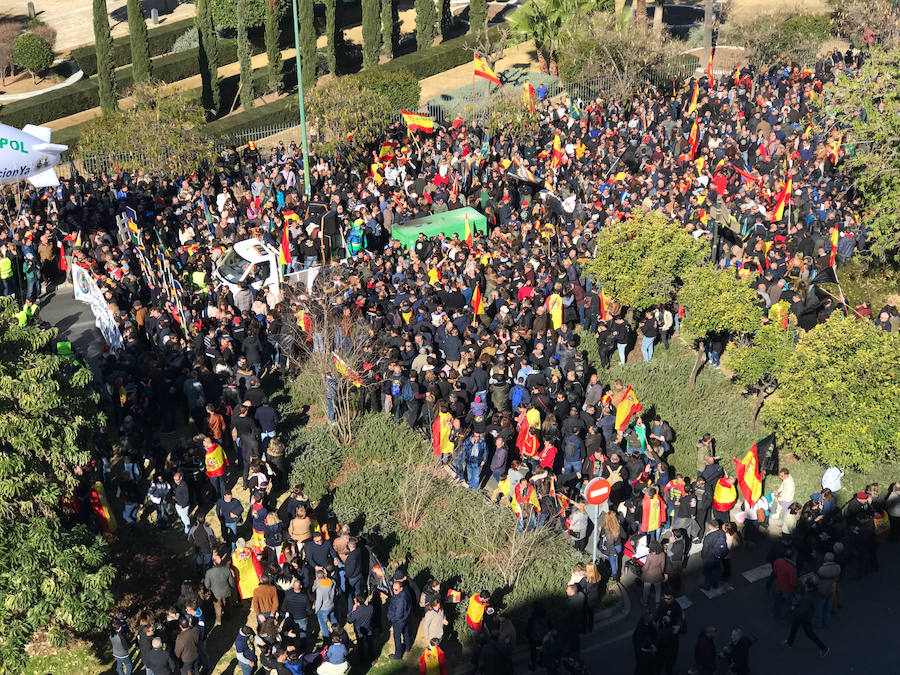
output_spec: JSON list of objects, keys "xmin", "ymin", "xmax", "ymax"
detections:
[{"xmin": 25, "ymin": 642, "xmax": 109, "ymax": 675}]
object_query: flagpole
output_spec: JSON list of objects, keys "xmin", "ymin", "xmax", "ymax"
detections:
[{"xmin": 832, "ymin": 264, "xmax": 850, "ymax": 317}]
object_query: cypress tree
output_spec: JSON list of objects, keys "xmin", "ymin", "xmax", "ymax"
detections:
[
  {"xmin": 298, "ymin": 0, "xmax": 316, "ymax": 88},
  {"xmin": 414, "ymin": 0, "xmax": 436, "ymax": 52},
  {"xmin": 127, "ymin": 0, "xmax": 151, "ymax": 82},
  {"xmin": 264, "ymin": 0, "xmax": 283, "ymax": 92},
  {"xmin": 195, "ymin": 0, "xmax": 220, "ymax": 111},
  {"xmin": 361, "ymin": 0, "xmax": 381, "ymax": 69},
  {"xmin": 468, "ymin": 0, "xmax": 487, "ymax": 34},
  {"xmin": 237, "ymin": 0, "xmax": 254, "ymax": 109},
  {"xmin": 381, "ymin": 0, "xmax": 394, "ymax": 59},
  {"xmin": 324, "ymin": 0, "xmax": 337, "ymax": 74},
  {"xmin": 440, "ymin": 0, "xmax": 451, "ymax": 40},
  {"xmin": 93, "ymin": 0, "xmax": 116, "ymax": 114}
]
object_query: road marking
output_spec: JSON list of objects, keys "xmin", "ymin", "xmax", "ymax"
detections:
[
  {"xmin": 677, "ymin": 596, "xmax": 693, "ymax": 609},
  {"xmin": 699, "ymin": 584, "xmax": 735, "ymax": 599},
  {"xmin": 742, "ymin": 563, "xmax": 772, "ymax": 583}
]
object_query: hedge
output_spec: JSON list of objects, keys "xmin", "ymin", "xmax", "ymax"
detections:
[
  {"xmin": 378, "ymin": 26, "xmax": 501, "ymax": 79},
  {"xmin": 71, "ymin": 16, "xmax": 196, "ymax": 77},
  {"xmin": 0, "ymin": 38, "xmax": 267, "ymax": 128}
]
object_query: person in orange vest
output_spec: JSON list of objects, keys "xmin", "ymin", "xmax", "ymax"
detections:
[
  {"xmin": 639, "ymin": 486, "xmax": 667, "ymax": 542},
  {"xmin": 465, "ymin": 590, "xmax": 491, "ymax": 667},
  {"xmin": 418, "ymin": 637, "xmax": 448, "ymax": 675},
  {"xmin": 203, "ymin": 436, "xmax": 229, "ymax": 499}
]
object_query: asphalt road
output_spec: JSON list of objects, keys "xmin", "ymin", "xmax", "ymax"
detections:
[{"xmin": 39, "ymin": 281, "xmax": 107, "ymax": 363}]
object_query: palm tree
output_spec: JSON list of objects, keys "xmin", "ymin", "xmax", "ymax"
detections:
[
  {"xmin": 653, "ymin": 0, "xmax": 664, "ymax": 34},
  {"xmin": 508, "ymin": 0, "xmax": 553, "ymax": 73},
  {"xmin": 634, "ymin": 0, "xmax": 647, "ymax": 34}
]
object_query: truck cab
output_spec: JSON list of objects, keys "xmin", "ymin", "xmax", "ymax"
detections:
[{"xmin": 215, "ymin": 239, "xmax": 279, "ymax": 294}]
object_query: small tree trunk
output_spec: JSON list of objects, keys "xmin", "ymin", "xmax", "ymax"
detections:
[
  {"xmin": 653, "ymin": 0, "xmax": 664, "ymax": 34},
  {"xmin": 549, "ymin": 52, "xmax": 559, "ymax": 77},
  {"xmin": 751, "ymin": 389, "xmax": 766, "ymax": 427},
  {"xmin": 537, "ymin": 50, "xmax": 548, "ymax": 74},
  {"xmin": 689, "ymin": 339, "xmax": 705, "ymax": 389},
  {"xmin": 635, "ymin": 0, "xmax": 647, "ymax": 34}
]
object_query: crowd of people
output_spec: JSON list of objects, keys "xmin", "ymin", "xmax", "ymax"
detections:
[{"xmin": 4, "ymin": 41, "xmax": 898, "ymax": 674}]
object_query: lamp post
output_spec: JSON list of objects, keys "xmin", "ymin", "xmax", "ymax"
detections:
[{"xmin": 290, "ymin": 0, "xmax": 312, "ymax": 197}]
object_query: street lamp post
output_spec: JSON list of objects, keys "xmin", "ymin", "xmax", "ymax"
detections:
[{"xmin": 290, "ymin": 0, "xmax": 312, "ymax": 197}]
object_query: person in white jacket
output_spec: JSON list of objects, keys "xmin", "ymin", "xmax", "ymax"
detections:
[{"xmin": 775, "ymin": 469, "xmax": 796, "ymax": 520}]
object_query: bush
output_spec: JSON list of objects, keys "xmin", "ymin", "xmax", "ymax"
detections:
[
  {"xmin": 212, "ymin": 0, "xmax": 287, "ymax": 29},
  {"xmin": 172, "ymin": 28, "xmax": 200, "ymax": 53},
  {"xmin": 350, "ymin": 414, "xmax": 430, "ymax": 466},
  {"xmin": 379, "ymin": 26, "xmax": 502, "ymax": 79},
  {"xmin": 72, "ymin": 16, "xmax": 195, "ymax": 76},
  {"xmin": 13, "ymin": 33, "xmax": 54, "ymax": 83},
  {"xmin": 331, "ymin": 466, "xmax": 403, "ymax": 535},
  {"xmin": 351, "ymin": 69, "xmax": 421, "ymax": 110},
  {"xmin": 287, "ymin": 425, "xmax": 343, "ymax": 501}
]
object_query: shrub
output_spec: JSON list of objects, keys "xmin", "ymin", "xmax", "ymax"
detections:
[
  {"xmin": 350, "ymin": 413, "xmax": 430, "ymax": 466},
  {"xmin": 72, "ymin": 16, "xmax": 195, "ymax": 76},
  {"xmin": 330, "ymin": 466, "xmax": 403, "ymax": 535},
  {"xmin": 172, "ymin": 28, "xmax": 200, "ymax": 53},
  {"xmin": 31, "ymin": 23, "xmax": 57, "ymax": 51},
  {"xmin": 14, "ymin": 33, "xmax": 54, "ymax": 84},
  {"xmin": 379, "ymin": 26, "xmax": 502, "ymax": 79},
  {"xmin": 286, "ymin": 425, "xmax": 343, "ymax": 501},
  {"xmin": 211, "ymin": 0, "xmax": 287, "ymax": 29},
  {"xmin": 288, "ymin": 369, "xmax": 322, "ymax": 410},
  {"xmin": 351, "ymin": 69, "xmax": 421, "ymax": 110}
]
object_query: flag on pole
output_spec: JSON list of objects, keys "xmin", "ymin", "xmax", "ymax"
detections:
[
  {"xmin": 551, "ymin": 133, "xmax": 564, "ymax": 168},
  {"xmin": 464, "ymin": 212, "xmax": 473, "ymax": 248},
  {"xmin": 332, "ymin": 351, "xmax": 362, "ymax": 386},
  {"xmin": 471, "ymin": 284, "xmax": 484, "ymax": 316},
  {"xmin": 829, "ymin": 223, "xmax": 839, "ymax": 267},
  {"xmin": 615, "ymin": 386, "xmax": 643, "ymax": 431},
  {"xmin": 770, "ymin": 173, "xmax": 792, "ymax": 222},
  {"xmin": 679, "ymin": 118, "xmax": 699, "ymax": 163},
  {"xmin": 512, "ymin": 154, "xmax": 537, "ymax": 183},
  {"xmin": 686, "ymin": 81, "xmax": 699, "ymax": 116},
  {"xmin": 74, "ymin": 230, "xmax": 83, "ymax": 248},
  {"xmin": 523, "ymin": 81, "xmax": 536, "ymax": 114},
  {"xmin": 378, "ymin": 140, "xmax": 399, "ymax": 161},
  {"xmin": 599, "ymin": 289, "xmax": 608, "ymax": 320},
  {"xmin": 280, "ymin": 223, "xmax": 293, "ymax": 266},
  {"xmin": 733, "ymin": 445, "xmax": 764, "ymax": 504},
  {"xmin": 474, "ymin": 55, "xmax": 502, "ymax": 86},
  {"xmin": 401, "ymin": 110, "xmax": 435, "ymax": 134},
  {"xmin": 706, "ymin": 48, "xmax": 715, "ymax": 88}
]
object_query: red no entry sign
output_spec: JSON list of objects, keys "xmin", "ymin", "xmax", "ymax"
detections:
[{"xmin": 585, "ymin": 477, "xmax": 611, "ymax": 505}]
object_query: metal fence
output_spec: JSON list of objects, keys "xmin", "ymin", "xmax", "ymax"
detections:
[{"xmin": 63, "ymin": 58, "xmax": 699, "ymax": 176}]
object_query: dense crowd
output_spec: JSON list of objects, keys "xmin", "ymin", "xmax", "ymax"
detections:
[{"xmin": 3, "ymin": 44, "xmax": 899, "ymax": 675}]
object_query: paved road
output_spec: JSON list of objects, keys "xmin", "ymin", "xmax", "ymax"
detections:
[
  {"xmin": 585, "ymin": 536, "xmax": 900, "ymax": 674},
  {"xmin": 39, "ymin": 281, "xmax": 107, "ymax": 363}
]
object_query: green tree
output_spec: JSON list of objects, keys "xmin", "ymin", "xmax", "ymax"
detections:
[
  {"xmin": 0, "ymin": 298, "xmax": 114, "ymax": 670},
  {"xmin": 350, "ymin": 68, "xmax": 421, "ymax": 109},
  {"xmin": 237, "ymin": 0, "xmax": 255, "ymax": 109},
  {"xmin": 381, "ymin": 0, "xmax": 395, "ymax": 59},
  {"xmin": 324, "ymin": 0, "xmax": 338, "ymax": 73},
  {"xmin": 678, "ymin": 264, "xmax": 763, "ymax": 388},
  {"xmin": 584, "ymin": 211, "xmax": 707, "ymax": 312},
  {"xmin": 93, "ymin": 0, "xmax": 116, "ymax": 113},
  {"xmin": 362, "ymin": 0, "xmax": 382, "ymax": 68},
  {"xmin": 264, "ymin": 0, "xmax": 284, "ymax": 92},
  {"xmin": 77, "ymin": 81, "xmax": 216, "ymax": 177},
  {"xmin": 298, "ymin": 0, "xmax": 317, "ymax": 87},
  {"xmin": 729, "ymin": 316, "xmax": 798, "ymax": 423},
  {"xmin": 211, "ymin": 0, "xmax": 273, "ymax": 28},
  {"xmin": 127, "ymin": 0, "xmax": 152, "ymax": 82},
  {"xmin": 760, "ymin": 313, "xmax": 900, "ymax": 470},
  {"xmin": 12, "ymin": 33, "xmax": 53, "ymax": 85},
  {"xmin": 196, "ymin": 0, "xmax": 221, "ymax": 111},
  {"xmin": 820, "ymin": 48, "xmax": 900, "ymax": 262},
  {"xmin": 469, "ymin": 0, "xmax": 488, "ymax": 34},
  {"xmin": 473, "ymin": 89, "xmax": 538, "ymax": 147},
  {"xmin": 307, "ymin": 76, "xmax": 393, "ymax": 157},
  {"xmin": 415, "ymin": 0, "xmax": 437, "ymax": 52}
]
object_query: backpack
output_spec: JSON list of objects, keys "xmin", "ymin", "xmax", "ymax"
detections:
[
  {"xmin": 713, "ymin": 532, "xmax": 728, "ymax": 559},
  {"xmin": 400, "ymin": 381, "xmax": 414, "ymax": 403},
  {"xmin": 564, "ymin": 435, "xmax": 580, "ymax": 459}
]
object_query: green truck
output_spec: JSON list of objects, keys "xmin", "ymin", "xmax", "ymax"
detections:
[{"xmin": 391, "ymin": 207, "xmax": 487, "ymax": 249}]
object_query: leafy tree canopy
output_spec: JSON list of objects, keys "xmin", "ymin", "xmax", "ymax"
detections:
[
  {"xmin": 730, "ymin": 318, "xmax": 798, "ymax": 387},
  {"xmin": 678, "ymin": 265, "xmax": 763, "ymax": 338},
  {"xmin": 584, "ymin": 211, "xmax": 707, "ymax": 311},
  {"xmin": 306, "ymin": 77, "xmax": 394, "ymax": 157},
  {"xmin": 77, "ymin": 82, "xmax": 216, "ymax": 177},
  {"xmin": 211, "ymin": 0, "xmax": 286, "ymax": 29},
  {"xmin": 13, "ymin": 32, "xmax": 54, "ymax": 84},
  {"xmin": 820, "ymin": 48, "xmax": 900, "ymax": 262},
  {"xmin": 0, "ymin": 298, "xmax": 113, "ymax": 670},
  {"xmin": 760, "ymin": 313, "xmax": 900, "ymax": 469}
]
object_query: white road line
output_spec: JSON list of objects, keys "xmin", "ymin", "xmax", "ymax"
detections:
[{"xmin": 742, "ymin": 563, "xmax": 772, "ymax": 583}]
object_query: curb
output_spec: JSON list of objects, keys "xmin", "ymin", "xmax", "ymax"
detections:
[{"xmin": 0, "ymin": 61, "xmax": 83, "ymax": 103}]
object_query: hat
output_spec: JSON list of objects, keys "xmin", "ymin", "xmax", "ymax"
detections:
[{"xmin": 856, "ymin": 491, "xmax": 868, "ymax": 500}]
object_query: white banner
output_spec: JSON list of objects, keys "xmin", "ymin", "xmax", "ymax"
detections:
[{"xmin": 72, "ymin": 265, "xmax": 123, "ymax": 350}]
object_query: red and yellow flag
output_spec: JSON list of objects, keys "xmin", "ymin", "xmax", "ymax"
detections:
[
  {"xmin": 523, "ymin": 80, "xmax": 535, "ymax": 114},
  {"xmin": 679, "ymin": 118, "xmax": 699, "ymax": 163},
  {"xmin": 770, "ymin": 173, "xmax": 792, "ymax": 222},
  {"xmin": 551, "ymin": 133, "xmax": 564, "ymax": 168},
  {"xmin": 733, "ymin": 445, "xmax": 763, "ymax": 505},
  {"xmin": 829, "ymin": 223, "xmax": 839, "ymax": 267},
  {"xmin": 599, "ymin": 289, "xmax": 608, "ymax": 320},
  {"xmin": 279, "ymin": 223, "xmax": 293, "ymax": 266},
  {"xmin": 615, "ymin": 385, "xmax": 642, "ymax": 431},
  {"xmin": 432, "ymin": 411, "xmax": 454, "ymax": 456},
  {"xmin": 712, "ymin": 477, "xmax": 737, "ymax": 513},
  {"xmin": 401, "ymin": 110, "xmax": 434, "ymax": 134},
  {"xmin": 471, "ymin": 284, "xmax": 485, "ymax": 316},
  {"xmin": 464, "ymin": 212, "xmax": 473, "ymax": 248},
  {"xmin": 474, "ymin": 55, "xmax": 502, "ymax": 86},
  {"xmin": 706, "ymin": 48, "xmax": 715, "ymax": 88},
  {"xmin": 686, "ymin": 81, "xmax": 699, "ymax": 116}
]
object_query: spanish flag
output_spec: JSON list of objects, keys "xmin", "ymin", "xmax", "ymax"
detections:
[
  {"xmin": 474, "ymin": 54, "xmax": 502, "ymax": 86},
  {"xmin": 432, "ymin": 411, "xmax": 454, "ymax": 456},
  {"xmin": 401, "ymin": 110, "xmax": 434, "ymax": 134},
  {"xmin": 686, "ymin": 81, "xmax": 699, "ymax": 116},
  {"xmin": 513, "ymin": 154, "xmax": 537, "ymax": 183},
  {"xmin": 706, "ymin": 48, "xmax": 715, "ymax": 88},
  {"xmin": 770, "ymin": 173, "xmax": 792, "ymax": 222},
  {"xmin": 464, "ymin": 212, "xmax": 473, "ymax": 248},
  {"xmin": 712, "ymin": 477, "xmax": 737, "ymax": 513},
  {"xmin": 279, "ymin": 223, "xmax": 293, "ymax": 266},
  {"xmin": 378, "ymin": 140, "xmax": 398, "ymax": 161},
  {"xmin": 445, "ymin": 588, "xmax": 462, "ymax": 603},
  {"xmin": 471, "ymin": 284, "xmax": 485, "ymax": 316},
  {"xmin": 694, "ymin": 157, "xmax": 706, "ymax": 175},
  {"xmin": 332, "ymin": 351, "xmax": 362, "ymax": 386},
  {"xmin": 466, "ymin": 594, "xmax": 488, "ymax": 632},
  {"xmin": 551, "ymin": 133, "xmax": 564, "ymax": 168},
  {"xmin": 74, "ymin": 230, "xmax": 83, "ymax": 248},
  {"xmin": 615, "ymin": 385, "xmax": 642, "ymax": 431},
  {"xmin": 545, "ymin": 292, "xmax": 563, "ymax": 330},
  {"xmin": 829, "ymin": 222, "xmax": 839, "ymax": 267},
  {"xmin": 679, "ymin": 117, "xmax": 699, "ymax": 163},
  {"xmin": 523, "ymin": 80, "xmax": 536, "ymax": 114},
  {"xmin": 733, "ymin": 445, "xmax": 764, "ymax": 505},
  {"xmin": 599, "ymin": 288, "xmax": 608, "ymax": 320}
]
